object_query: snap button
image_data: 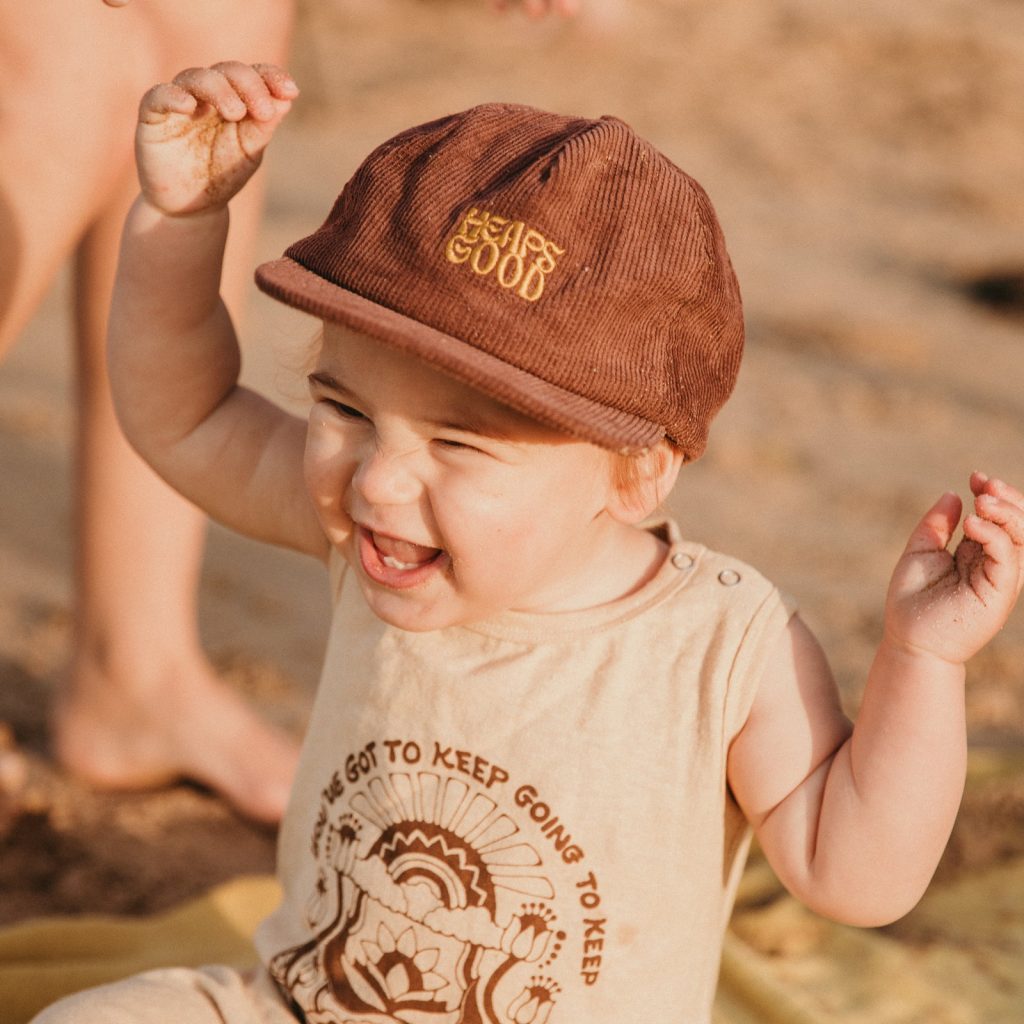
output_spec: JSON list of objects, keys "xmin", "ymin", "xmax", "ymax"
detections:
[
  {"xmin": 718, "ymin": 569, "xmax": 741, "ymax": 586},
  {"xmin": 671, "ymin": 552, "xmax": 695, "ymax": 571}
]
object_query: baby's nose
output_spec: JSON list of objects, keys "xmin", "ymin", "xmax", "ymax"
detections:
[{"xmin": 352, "ymin": 446, "xmax": 423, "ymax": 506}]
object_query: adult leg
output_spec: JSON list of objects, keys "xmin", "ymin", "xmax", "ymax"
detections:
[
  {"xmin": 53, "ymin": 169, "xmax": 300, "ymax": 824},
  {"xmin": 1, "ymin": 0, "xmax": 300, "ymax": 822},
  {"xmin": 0, "ymin": 2, "xmax": 133, "ymax": 358}
]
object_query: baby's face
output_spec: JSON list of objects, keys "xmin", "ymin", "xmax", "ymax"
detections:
[{"xmin": 304, "ymin": 325, "xmax": 634, "ymax": 631}]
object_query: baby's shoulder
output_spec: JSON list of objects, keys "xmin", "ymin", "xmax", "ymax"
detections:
[
  {"xmin": 656, "ymin": 520, "xmax": 782, "ymax": 608},
  {"xmin": 642, "ymin": 528, "xmax": 796, "ymax": 666}
]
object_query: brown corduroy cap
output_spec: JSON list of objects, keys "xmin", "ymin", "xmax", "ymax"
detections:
[{"xmin": 256, "ymin": 102, "xmax": 744, "ymax": 457}]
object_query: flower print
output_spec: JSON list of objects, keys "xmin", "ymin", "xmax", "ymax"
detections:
[
  {"xmin": 508, "ymin": 977, "xmax": 560, "ymax": 1024},
  {"xmin": 292, "ymin": 954, "xmax": 319, "ymax": 989},
  {"xmin": 500, "ymin": 904, "xmax": 557, "ymax": 963},
  {"xmin": 330, "ymin": 814, "xmax": 362, "ymax": 875},
  {"xmin": 305, "ymin": 871, "xmax": 330, "ymax": 927},
  {"xmin": 353, "ymin": 922, "xmax": 447, "ymax": 1009}
]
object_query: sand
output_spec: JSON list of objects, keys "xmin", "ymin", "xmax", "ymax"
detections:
[{"xmin": 1, "ymin": 1, "xmax": 1023, "ymax": 1019}]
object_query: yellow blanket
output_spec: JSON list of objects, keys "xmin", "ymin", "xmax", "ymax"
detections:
[
  {"xmin": 0, "ymin": 874, "xmax": 815, "ymax": 1024},
  {"xmin": 6, "ymin": 859, "xmax": 1022, "ymax": 1024},
  {"xmin": 0, "ymin": 875, "xmax": 280, "ymax": 1024}
]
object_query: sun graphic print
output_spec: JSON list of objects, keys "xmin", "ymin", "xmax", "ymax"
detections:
[{"xmin": 270, "ymin": 765, "xmax": 569, "ymax": 1024}]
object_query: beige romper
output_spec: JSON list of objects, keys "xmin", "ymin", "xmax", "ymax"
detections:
[{"xmin": 35, "ymin": 522, "xmax": 793, "ymax": 1024}]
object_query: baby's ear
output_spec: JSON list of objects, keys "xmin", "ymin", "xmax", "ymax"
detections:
[{"xmin": 606, "ymin": 440, "xmax": 684, "ymax": 524}]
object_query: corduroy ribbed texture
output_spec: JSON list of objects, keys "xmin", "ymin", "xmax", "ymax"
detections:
[{"xmin": 256, "ymin": 102, "xmax": 744, "ymax": 457}]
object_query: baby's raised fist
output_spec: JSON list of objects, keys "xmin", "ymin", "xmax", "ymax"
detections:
[
  {"xmin": 884, "ymin": 473, "xmax": 1024, "ymax": 667},
  {"xmin": 136, "ymin": 62, "xmax": 298, "ymax": 217}
]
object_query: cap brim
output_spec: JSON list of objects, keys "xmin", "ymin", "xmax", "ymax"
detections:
[{"xmin": 255, "ymin": 256, "xmax": 664, "ymax": 452}]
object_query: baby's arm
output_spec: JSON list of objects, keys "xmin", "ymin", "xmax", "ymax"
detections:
[
  {"xmin": 109, "ymin": 63, "xmax": 328, "ymax": 560},
  {"xmin": 728, "ymin": 474, "xmax": 1024, "ymax": 925}
]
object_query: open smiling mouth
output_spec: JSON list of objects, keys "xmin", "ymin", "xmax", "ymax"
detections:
[{"xmin": 357, "ymin": 527, "xmax": 446, "ymax": 589}]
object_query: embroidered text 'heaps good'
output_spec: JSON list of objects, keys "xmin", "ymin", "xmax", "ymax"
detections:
[{"xmin": 446, "ymin": 208, "xmax": 565, "ymax": 302}]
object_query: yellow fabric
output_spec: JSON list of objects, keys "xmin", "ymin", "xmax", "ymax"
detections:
[
  {"xmin": 0, "ymin": 875, "xmax": 280, "ymax": 1024},
  {"xmin": 0, "ymin": 873, "xmax": 829, "ymax": 1024}
]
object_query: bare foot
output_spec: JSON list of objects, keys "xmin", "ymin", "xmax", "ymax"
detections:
[{"xmin": 52, "ymin": 651, "xmax": 300, "ymax": 825}]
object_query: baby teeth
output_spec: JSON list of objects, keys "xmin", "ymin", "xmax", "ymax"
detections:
[{"xmin": 381, "ymin": 554, "xmax": 420, "ymax": 571}]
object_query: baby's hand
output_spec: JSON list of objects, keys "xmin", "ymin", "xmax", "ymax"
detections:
[
  {"xmin": 136, "ymin": 63, "xmax": 298, "ymax": 217},
  {"xmin": 490, "ymin": 0, "xmax": 581, "ymax": 17},
  {"xmin": 885, "ymin": 473, "xmax": 1024, "ymax": 666}
]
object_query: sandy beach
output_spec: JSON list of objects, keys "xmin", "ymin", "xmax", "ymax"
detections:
[{"xmin": 1, "ymin": 1, "xmax": 1023, "ymax": 1019}]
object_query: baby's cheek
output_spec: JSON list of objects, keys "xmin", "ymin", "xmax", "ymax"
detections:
[{"xmin": 303, "ymin": 414, "xmax": 351, "ymax": 514}]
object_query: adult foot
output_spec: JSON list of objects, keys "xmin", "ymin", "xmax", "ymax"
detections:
[{"xmin": 52, "ymin": 652, "xmax": 301, "ymax": 825}]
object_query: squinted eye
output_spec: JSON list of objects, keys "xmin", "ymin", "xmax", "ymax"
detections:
[
  {"xmin": 327, "ymin": 401, "xmax": 366, "ymax": 421},
  {"xmin": 436, "ymin": 437, "xmax": 481, "ymax": 454}
]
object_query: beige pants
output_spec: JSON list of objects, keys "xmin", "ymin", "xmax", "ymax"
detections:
[{"xmin": 32, "ymin": 966, "xmax": 297, "ymax": 1024}]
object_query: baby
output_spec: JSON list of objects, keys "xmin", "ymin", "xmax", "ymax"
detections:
[{"xmin": 37, "ymin": 62, "xmax": 1024, "ymax": 1024}]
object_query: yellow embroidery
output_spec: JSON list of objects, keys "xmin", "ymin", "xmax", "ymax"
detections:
[{"xmin": 445, "ymin": 208, "xmax": 565, "ymax": 302}]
